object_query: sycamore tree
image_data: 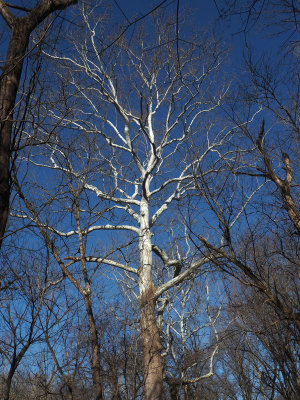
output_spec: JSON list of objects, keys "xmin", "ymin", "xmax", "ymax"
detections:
[
  {"xmin": 0, "ymin": 0, "xmax": 170, "ymax": 248},
  {"xmin": 11, "ymin": 5, "xmax": 258, "ymax": 398}
]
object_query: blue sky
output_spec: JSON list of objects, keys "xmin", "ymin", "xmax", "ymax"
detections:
[
  {"xmin": 0, "ymin": 0, "xmax": 285, "ymax": 63},
  {"xmin": 1, "ymin": 3, "xmax": 298, "ymax": 395}
]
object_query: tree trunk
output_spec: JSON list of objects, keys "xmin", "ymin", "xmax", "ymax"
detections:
[
  {"xmin": 0, "ymin": 22, "xmax": 29, "ymax": 247},
  {"xmin": 84, "ymin": 296, "xmax": 104, "ymax": 400},
  {"xmin": 3, "ymin": 371, "xmax": 13, "ymax": 400},
  {"xmin": 0, "ymin": 0, "xmax": 78, "ymax": 247},
  {"xmin": 139, "ymin": 199, "xmax": 165, "ymax": 400},
  {"xmin": 59, "ymin": 384, "xmax": 74, "ymax": 400},
  {"xmin": 166, "ymin": 378, "xmax": 181, "ymax": 400}
]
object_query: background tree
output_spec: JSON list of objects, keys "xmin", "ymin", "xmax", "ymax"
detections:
[
  {"xmin": 0, "ymin": 248, "xmax": 55, "ymax": 400},
  {"xmin": 0, "ymin": 0, "xmax": 78, "ymax": 247},
  {"xmin": 187, "ymin": 1, "xmax": 300, "ymax": 398}
]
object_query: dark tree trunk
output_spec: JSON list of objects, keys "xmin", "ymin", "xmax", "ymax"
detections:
[
  {"xmin": 0, "ymin": 22, "xmax": 29, "ymax": 247},
  {"xmin": 84, "ymin": 296, "xmax": 104, "ymax": 400},
  {"xmin": 0, "ymin": 0, "xmax": 78, "ymax": 247}
]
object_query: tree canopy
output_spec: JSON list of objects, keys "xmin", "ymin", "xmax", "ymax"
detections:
[{"xmin": 0, "ymin": 1, "xmax": 299, "ymax": 399}]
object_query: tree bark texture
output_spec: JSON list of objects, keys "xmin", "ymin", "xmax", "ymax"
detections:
[
  {"xmin": 139, "ymin": 199, "xmax": 165, "ymax": 400},
  {"xmin": 0, "ymin": 0, "xmax": 77, "ymax": 247},
  {"xmin": 3, "ymin": 365, "xmax": 15, "ymax": 400},
  {"xmin": 84, "ymin": 295, "xmax": 104, "ymax": 400},
  {"xmin": 2, "ymin": 340, "xmax": 32, "ymax": 400},
  {"xmin": 0, "ymin": 22, "xmax": 29, "ymax": 247}
]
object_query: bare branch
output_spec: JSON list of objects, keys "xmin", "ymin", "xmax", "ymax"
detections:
[
  {"xmin": 154, "ymin": 255, "xmax": 216, "ymax": 300},
  {"xmin": 256, "ymin": 120, "xmax": 300, "ymax": 234},
  {"xmin": 152, "ymin": 244, "xmax": 181, "ymax": 268},
  {"xmin": 65, "ymin": 256, "xmax": 138, "ymax": 275},
  {"xmin": 6, "ymin": 3, "xmax": 31, "ymax": 12},
  {"xmin": 0, "ymin": 0, "xmax": 15, "ymax": 27}
]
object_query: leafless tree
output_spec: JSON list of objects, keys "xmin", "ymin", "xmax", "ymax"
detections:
[
  {"xmin": 221, "ymin": 266, "xmax": 300, "ymax": 399},
  {"xmin": 10, "ymin": 5, "xmax": 255, "ymax": 398},
  {"xmin": 0, "ymin": 0, "xmax": 78, "ymax": 247},
  {"xmin": 0, "ymin": 249, "xmax": 56, "ymax": 400},
  {"xmin": 185, "ymin": 3, "xmax": 300, "ymax": 397},
  {"xmin": 159, "ymin": 275, "xmax": 222, "ymax": 399},
  {"xmin": 215, "ymin": 0, "xmax": 300, "ymax": 43}
]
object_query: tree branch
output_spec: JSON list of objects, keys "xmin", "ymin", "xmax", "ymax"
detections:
[
  {"xmin": 25, "ymin": 0, "xmax": 78, "ymax": 32},
  {"xmin": 6, "ymin": 3, "xmax": 31, "ymax": 12},
  {"xmin": 154, "ymin": 255, "xmax": 215, "ymax": 299},
  {"xmin": 256, "ymin": 120, "xmax": 300, "ymax": 234},
  {"xmin": 65, "ymin": 256, "xmax": 138, "ymax": 275},
  {"xmin": 0, "ymin": 0, "xmax": 15, "ymax": 27},
  {"xmin": 152, "ymin": 244, "xmax": 181, "ymax": 267}
]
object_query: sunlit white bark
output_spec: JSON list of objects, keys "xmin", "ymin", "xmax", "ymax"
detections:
[{"xmin": 14, "ymin": 6, "xmax": 262, "ymax": 397}]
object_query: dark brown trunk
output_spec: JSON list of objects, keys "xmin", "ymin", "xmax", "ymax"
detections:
[
  {"xmin": 0, "ymin": 22, "xmax": 29, "ymax": 246},
  {"xmin": 59, "ymin": 384, "xmax": 74, "ymax": 400},
  {"xmin": 3, "ymin": 372, "xmax": 13, "ymax": 400},
  {"xmin": 0, "ymin": 0, "xmax": 78, "ymax": 247},
  {"xmin": 84, "ymin": 296, "xmax": 103, "ymax": 400},
  {"xmin": 166, "ymin": 378, "xmax": 181, "ymax": 400},
  {"xmin": 65, "ymin": 386, "xmax": 74, "ymax": 400},
  {"xmin": 2, "ymin": 337, "xmax": 32, "ymax": 400}
]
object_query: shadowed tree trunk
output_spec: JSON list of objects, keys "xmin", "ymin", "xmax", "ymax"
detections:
[
  {"xmin": 84, "ymin": 295, "xmax": 104, "ymax": 400},
  {"xmin": 0, "ymin": 0, "xmax": 77, "ymax": 247}
]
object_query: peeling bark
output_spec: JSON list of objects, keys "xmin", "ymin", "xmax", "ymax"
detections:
[
  {"xmin": 139, "ymin": 199, "xmax": 165, "ymax": 400},
  {"xmin": 140, "ymin": 286, "xmax": 165, "ymax": 400}
]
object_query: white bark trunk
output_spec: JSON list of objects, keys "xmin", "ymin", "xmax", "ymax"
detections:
[{"xmin": 139, "ymin": 198, "xmax": 165, "ymax": 400}]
